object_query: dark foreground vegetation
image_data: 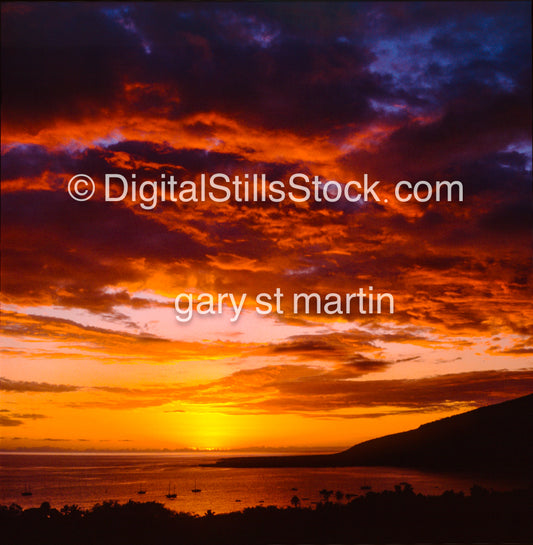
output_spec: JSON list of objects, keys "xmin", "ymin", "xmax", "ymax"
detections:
[{"xmin": 2, "ymin": 485, "xmax": 532, "ymax": 544}]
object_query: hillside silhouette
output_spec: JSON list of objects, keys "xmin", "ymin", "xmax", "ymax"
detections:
[{"xmin": 212, "ymin": 393, "xmax": 533, "ymax": 476}]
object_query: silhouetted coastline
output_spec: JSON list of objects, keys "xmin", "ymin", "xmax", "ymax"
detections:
[
  {"xmin": 209, "ymin": 394, "xmax": 533, "ymax": 478},
  {"xmin": 2, "ymin": 485, "xmax": 532, "ymax": 544}
]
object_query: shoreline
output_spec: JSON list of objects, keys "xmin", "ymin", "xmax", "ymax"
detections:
[{"xmin": 3, "ymin": 486, "xmax": 532, "ymax": 545}]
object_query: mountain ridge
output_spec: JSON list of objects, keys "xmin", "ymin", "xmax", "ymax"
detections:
[{"xmin": 209, "ymin": 393, "xmax": 533, "ymax": 477}]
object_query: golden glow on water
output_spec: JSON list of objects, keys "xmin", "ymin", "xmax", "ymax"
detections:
[{"xmin": 0, "ymin": 454, "xmax": 525, "ymax": 515}]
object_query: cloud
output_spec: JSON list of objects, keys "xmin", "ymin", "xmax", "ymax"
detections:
[
  {"xmin": 0, "ymin": 310, "xmax": 251, "ymax": 364},
  {"xmin": 0, "ymin": 415, "xmax": 23, "ymax": 427},
  {"xmin": 488, "ymin": 337, "xmax": 533, "ymax": 356},
  {"xmin": 1, "ymin": 3, "xmax": 531, "ymax": 445},
  {"xmin": 3, "ymin": 2, "xmax": 529, "ymax": 139},
  {"xmin": 0, "ymin": 410, "xmax": 48, "ymax": 427},
  {"xmin": 51, "ymin": 366, "xmax": 533, "ymax": 414},
  {"xmin": 0, "ymin": 377, "xmax": 78, "ymax": 393},
  {"xmin": 224, "ymin": 367, "xmax": 533, "ymax": 415},
  {"xmin": 1, "ymin": 188, "xmax": 209, "ymax": 311},
  {"xmin": 259, "ymin": 333, "xmax": 388, "ymax": 370}
]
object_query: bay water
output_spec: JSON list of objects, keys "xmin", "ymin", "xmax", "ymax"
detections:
[{"xmin": 0, "ymin": 453, "xmax": 524, "ymax": 515}]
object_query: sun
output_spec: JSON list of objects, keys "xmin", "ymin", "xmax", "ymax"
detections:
[{"xmin": 180, "ymin": 411, "xmax": 237, "ymax": 450}]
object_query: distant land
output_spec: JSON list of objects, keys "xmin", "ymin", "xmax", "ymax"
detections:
[
  {"xmin": 0, "ymin": 445, "xmax": 341, "ymax": 455},
  {"xmin": 210, "ymin": 393, "xmax": 533, "ymax": 477}
]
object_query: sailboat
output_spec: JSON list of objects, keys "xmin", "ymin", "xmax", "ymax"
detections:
[
  {"xmin": 166, "ymin": 483, "xmax": 177, "ymax": 499},
  {"xmin": 191, "ymin": 479, "xmax": 201, "ymax": 493},
  {"xmin": 137, "ymin": 484, "xmax": 147, "ymax": 495},
  {"xmin": 21, "ymin": 485, "xmax": 32, "ymax": 497}
]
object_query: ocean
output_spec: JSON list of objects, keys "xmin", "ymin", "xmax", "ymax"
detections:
[{"xmin": 0, "ymin": 452, "xmax": 524, "ymax": 515}]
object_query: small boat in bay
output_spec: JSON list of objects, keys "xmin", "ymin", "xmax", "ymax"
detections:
[
  {"xmin": 166, "ymin": 483, "xmax": 177, "ymax": 499},
  {"xmin": 21, "ymin": 485, "xmax": 32, "ymax": 497}
]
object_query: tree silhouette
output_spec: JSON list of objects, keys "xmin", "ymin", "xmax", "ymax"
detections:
[
  {"xmin": 2, "ymin": 486, "xmax": 531, "ymax": 544},
  {"xmin": 319, "ymin": 489, "xmax": 333, "ymax": 502},
  {"xmin": 394, "ymin": 482, "xmax": 414, "ymax": 495}
]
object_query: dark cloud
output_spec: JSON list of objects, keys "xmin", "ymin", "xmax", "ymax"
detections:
[
  {"xmin": 261, "ymin": 333, "xmax": 391, "ymax": 372},
  {"xmin": 1, "ymin": 3, "xmax": 144, "ymax": 130},
  {"xmin": 1, "ymin": 190, "xmax": 204, "ymax": 261},
  {"xmin": 1, "ymin": 3, "xmax": 530, "ymax": 329},
  {"xmin": 0, "ymin": 415, "xmax": 23, "ymax": 427},
  {"xmin": 0, "ymin": 410, "xmax": 47, "ymax": 427},
  {"xmin": 299, "ymin": 406, "xmax": 472, "ymax": 420},
  {"xmin": 1, "ymin": 190, "xmax": 207, "ymax": 309},
  {"xmin": 1, "ymin": 3, "xmax": 532, "ymax": 437},
  {"xmin": 0, "ymin": 377, "xmax": 78, "ymax": 393},
  {"xmin": 4, "ymin": 2, "xmax": 528, "ymax": 136},
  {"xmin": 236, "ymin": 368, "xmax": 533, "ymax": 414},
  {"xmin": 1, "ymin": 144, "xmax": 78, "ymax": 181},
  {"xmin": 59, "ymin": 366, "xmax": 533, "ymax": 414}
]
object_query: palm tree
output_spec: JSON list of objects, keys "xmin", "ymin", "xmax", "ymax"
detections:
[
  {"xmin": 290, "ymin": 495, "xmax": 301, "ymax": 508},
  {"xmin": 319, "ymin": 488, "xmax": 333, "ymax": 503}
]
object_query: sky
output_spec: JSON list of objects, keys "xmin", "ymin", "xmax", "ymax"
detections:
[{"xmin": 1, "ymin": 1, "xmax": 532, "ymax": 452}]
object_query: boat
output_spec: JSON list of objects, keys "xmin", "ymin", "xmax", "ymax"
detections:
[
  {"xmin": 21, "ymin": 485, "xmax": 32, "ymax": 497},
  {"xmin": 191, "ymin": 479, "xmax": 201, "ymax": 493},
  {"xmin": 166, "ymin": 483, "xmax": 177, "ymax": 499},
  {"xmin": 137, "ymin": 488, "xmax": 147, "ymax": 495}
]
